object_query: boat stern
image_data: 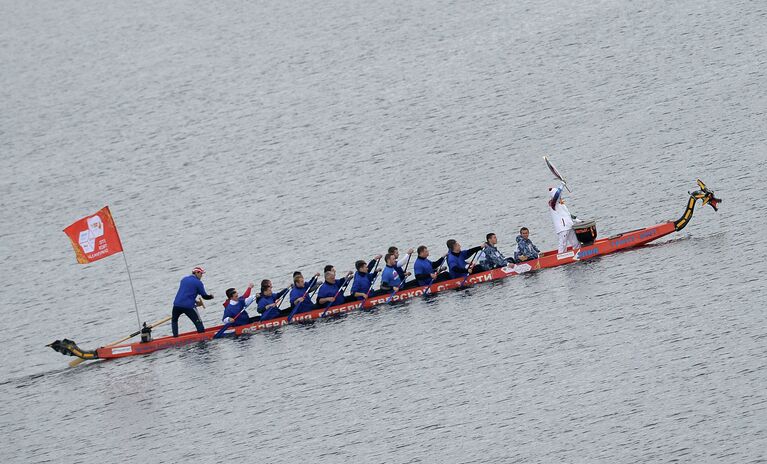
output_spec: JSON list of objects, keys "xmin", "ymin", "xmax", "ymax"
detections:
[{"xmin": 47, "ymin": 339, "xmax": 99, "ymax": 360}]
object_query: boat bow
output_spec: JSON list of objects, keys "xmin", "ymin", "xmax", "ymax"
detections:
[{"xmin": 674, "ymin": 179, "xmax": 721, "ymax": 231}]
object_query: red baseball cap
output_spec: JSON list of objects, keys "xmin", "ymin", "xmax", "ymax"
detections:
[{"xmin": 192, "ymin": 266, "xmax": 205, "ymax": 274}]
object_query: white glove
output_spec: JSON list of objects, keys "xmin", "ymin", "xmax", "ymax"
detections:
[{"xmin": 223, "ymin": 317, "xmax": 234, "ymax": 324}]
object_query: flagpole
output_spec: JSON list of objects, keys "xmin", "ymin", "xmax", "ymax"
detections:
[
  {"xmin": 121, "ymin": 250, "xmax": 142, "ymax": 331},
  {"xmin": 109, "ymin": 208, "xmax": 142, "ymax": 331}
]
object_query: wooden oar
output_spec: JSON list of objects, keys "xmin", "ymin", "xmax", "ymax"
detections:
[
  {"xmin": 320, "ymin": 274, "xmax": 354, "ymax": 317},
  {"xmin": 385, "ymin": 253, "xmax": 413, "ymax": 303}
]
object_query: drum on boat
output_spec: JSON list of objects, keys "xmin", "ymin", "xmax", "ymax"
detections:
[{"xmin": 573, "ymin": 219, "xmax": 597, "ymax": 245}]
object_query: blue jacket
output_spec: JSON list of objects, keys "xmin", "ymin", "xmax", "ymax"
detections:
[
  {"xmin": 381, "ymin": 265, "xmax": 402, "ymax": 289},
  {"xmin": 222, "ymin": 296, "xmax": 256, "ymax": 326},
  {"xmin": 350, "ymin": 270, "xmax": 379, "ymax": 299},
  {"xmin": 317, "ymin": 277, "xmax": 349, "ymax": 307},
  {"xmin": 414, "ymin": 256, "xmax": 445, "ymax": 286},
  {"xmin": 478, "ymin": 244, "xmax": 510, "ymax": 269},
  {"xmin": 350, "ymin": 258, "xmax": 379, "ymax": 298},
  {"xmin": 290, "ymin": 276, "xmax": 318, "ymax": 314},
  {"xmin": 447, "ymin": 247, "xmax": 481, "ymax": 278},
  {"xmin": 514, "ymin": 235, "xmax": 540, "ymax": 261},
  {"xmin": 173, "ymin": 275, "xmax": 212, "ymax": 309},
  {"xmin": 257, "ymin": 288, "xmax": 290, "ymax": 321}
]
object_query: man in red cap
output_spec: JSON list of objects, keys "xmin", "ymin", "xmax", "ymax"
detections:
[{"xmin": 171, "ymin": 267, "xmax": 214, "ymax": 337}]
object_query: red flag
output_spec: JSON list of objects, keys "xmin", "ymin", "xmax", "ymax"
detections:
[{"xmin": 63, "ymin": 206, "xmax": 124, "ymax": 264}]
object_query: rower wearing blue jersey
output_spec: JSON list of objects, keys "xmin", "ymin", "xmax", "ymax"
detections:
[
  {"xmin": 257, "ymin": 279, "xmax": 292, "ymax": 321},
  {"xmin": 446, "ymin": 239, "xmax": 486, "ymax": 278},
  {"xmin": 289, "ymin": 271, "xmax": 321, "ymax": 314},
  {"xmin": 222, "ymin": 285, "xmax": 252, "ymax": 309},
  {"xmin": 388, "ymin": 246, "xmax": 413, "ymax": 282},
  {"xmin": 350, "ymin": 255, "xmax": 383, "ymax": 299},
  {"xmin": 317, "ymin": 265, "xmax": 354, "ymax": 307},
  {"xmin": 172, "ymin": 266, "xmax": 214, "ymax": 337},
  {"xmin": 380, "ymin": 253, "xmax": 417, "ymax": 292},
  {"xmin": 222, "ymin": 284, "xmax": 258, "ymax": 326},
  {"xmin": 413, "ymin": 245, "xmax": 448, "ymax": 286}
]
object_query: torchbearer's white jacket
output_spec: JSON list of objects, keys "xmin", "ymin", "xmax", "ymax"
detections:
[{"xmin": 549, "ymin": 186, "xmax": 574, "ymax": 234}]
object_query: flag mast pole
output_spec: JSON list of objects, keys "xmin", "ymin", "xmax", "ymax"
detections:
[
  {"xmin": 110, "ymin": 215, "xmax": 142, "ymax": 331},
  {"xmin": 121, "ymin": 250, "xmax": 142, "ymax": 331}
]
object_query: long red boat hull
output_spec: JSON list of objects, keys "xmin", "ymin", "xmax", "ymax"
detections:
[{"xmin": 94, "ymin": 221, "xmax": 676, "ymax": 359}]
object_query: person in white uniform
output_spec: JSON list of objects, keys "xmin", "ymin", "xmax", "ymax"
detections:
[{"xmin": 549, "ymin": 184, "xmax": 581, "ymax": 253}]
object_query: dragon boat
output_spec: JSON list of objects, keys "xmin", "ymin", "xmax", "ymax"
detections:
[{"xmin": 49, "ymin": 180, "xmax": 720, "ymax": 363}]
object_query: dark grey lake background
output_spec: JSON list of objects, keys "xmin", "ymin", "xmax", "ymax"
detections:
[{"xmin": 1, "ymin": 0, "xmax": 766, "ymax": 462}]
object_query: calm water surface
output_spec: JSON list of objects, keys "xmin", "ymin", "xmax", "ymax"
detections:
[{"xmin": 1, "ymin": 0, "xmax": 766, "ymax": 462}]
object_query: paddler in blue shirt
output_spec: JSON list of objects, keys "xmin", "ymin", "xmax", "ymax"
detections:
[
  {"xmin": 446, "ymin": 240, "xmax": 486, "ymax": 278},
  {"xmin": 388, "ymin": 246, "xmax": 413, "ymax": 282},
  {"xmin": 222, "ymin": 285, "xmax": 258, "ymax": 326},
  {"xmin": 317, "ymin": 265, "xmax": 354, "ymax": 307},
  {"xmin": 257, "ymin": 279, "xmax": 292, "ymax": 321},
  {"xmin": 172, "ymin": 266, "xmax": 214, "ymax": 337},
  {"xmin": 380, "ymin": 253, "xmax": 416, "ymax": 292},
  {"xmin": 350, "ymin": 255, "xmax": 383, "ymax": 299},
  {"xmin": 289, "ymin": 271, "xmax": 321, "ymax": 315},
  {"xmin": 222, "ymin": 284, "xmax": 252, "ymax": 309},
  {"xmin": 413, "ymin": 245, "xmax": 448, "ymax": 286}
]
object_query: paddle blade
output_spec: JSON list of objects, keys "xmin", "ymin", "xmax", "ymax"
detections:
[{"xmin": 213, "ymin": 323, "xmax": 232, "ymax": 339}]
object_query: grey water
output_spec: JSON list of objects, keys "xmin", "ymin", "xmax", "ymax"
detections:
[{"xmin": 1, "ymin": 0, "xmax": 766, "ymax": 462}]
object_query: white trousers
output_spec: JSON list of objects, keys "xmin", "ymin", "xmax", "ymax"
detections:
[{"xmin": 557, "ymin": 229, "xmax": 580, "ymax": 253}]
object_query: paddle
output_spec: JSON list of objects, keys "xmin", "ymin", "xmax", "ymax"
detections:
[
  {"xmin": 213, "ymin": 286, "xmax": 291, "ymax": 339},
  {"xmin": 458, "ymin": 247, "xmax": 483, "ymax": 288},
  {"xmin": 286, "ymin": 276, "xmax": 320, "ymax": 322},
  {"xmin": 358, "ymin": 264, "xmax": 382, "ymax": 307},
  {"xmin": 320, "ymin": 273, "xmax": 354, "ymax": 317},
  {"xmin": 385, "ymin": 252, "xmax": 413, "ymax": 303},
  {"xmin": 423, "ymin": 254, "xmax": 448, "ymax": 296},
  {"xmin": 544, "ymin": 155, "xmax": 571, "ymax": 193}
]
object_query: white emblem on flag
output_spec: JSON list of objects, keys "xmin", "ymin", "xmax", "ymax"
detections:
[{"xmin": 78, "ymin": 215, "xmax": 104, "ymax": 253}]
